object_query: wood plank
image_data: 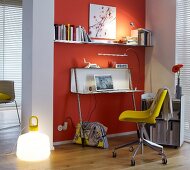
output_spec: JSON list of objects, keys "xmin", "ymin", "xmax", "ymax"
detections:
[{"xmin": 0, "ymin": 111, "xmax": 190, "ymax": 170}]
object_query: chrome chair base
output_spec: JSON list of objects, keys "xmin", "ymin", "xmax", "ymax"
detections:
[
  {"xmin": 112, "ymin": 123, "xmax": 167, "ymax": 166},
  {"xmin": 14, "ymin": 100, "xmax": 21, "ymax": 125}
]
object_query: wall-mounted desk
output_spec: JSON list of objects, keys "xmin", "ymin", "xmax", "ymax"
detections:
[{"xmin": 70, "ymin": 68, "xmax": 143, "ymax": 146}]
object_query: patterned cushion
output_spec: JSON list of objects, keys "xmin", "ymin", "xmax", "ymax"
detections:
[{"xmin": 73, "ymin": 122, "xmax": 109, "ymax": 148}]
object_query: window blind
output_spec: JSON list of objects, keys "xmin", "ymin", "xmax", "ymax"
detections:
[
  {"xmin": 176, "ymin": 0, "xmax": 190, "ymax": 142},
  {"xmin": 0, "ymin": 0, "xmax": 22, "ymax": 105}
]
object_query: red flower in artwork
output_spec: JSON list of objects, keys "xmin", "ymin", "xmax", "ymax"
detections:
[{"xmin": 172, "ymin": 64, "xmax": 183, "ymax": 73}]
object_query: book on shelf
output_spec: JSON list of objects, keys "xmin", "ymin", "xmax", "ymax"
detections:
[
  {"xmin": 81, "ymin": 26, "xmax": 91, "ymax": 42},
  {"xmin": 59, "ymin": 24, "xmax": 66, "ymax": 40},
  {"xmin": 54, "ymin": 24, "xmax": 58, "ymax": 40},
  {"xmin": 67, "ymin": 24, "xmax": 71, "ymax": 41},
  {"xmin": 54, "ymin": 24, "xmax": 67, "ymax": 41},
  {"xmin": 54, "ymin": 24, "xmax": 91, "ymax": 43},
  {"xmin": 75, "ymin": 25, "xmax": 91, "ymax": 42},
  {"xmin": 70, "ymin": 25, "xmax": 74, "ymax": 41},
  {"xmin": 75, "ymin": 26, "xmax": 80, "ymax": 41},
  {"xmin": 147, "ymin": 31, "xmax": 152, "ymax": 46},
  {"xmin": 67, "ymin": 24, "xmax": 74, "ymax": 41},
  {"xmin": 138, "ymin": 30, "xmax": 147, "ymax": 46},
  {"xmin": 54, "ymin": 24, "xmax": 74, "ymax": 41},
  {"xmin": 130, "ymin": 28, "xmax": 152, "ymax": 46},
  {"xmin": 66, "ymin": 24, "xmax": 75, "ymax": 41}
]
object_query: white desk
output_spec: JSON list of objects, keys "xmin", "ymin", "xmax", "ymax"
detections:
[
  {"xmin": 72, "ymin": 89, "xmax": 142, "ymax": 94},
  {"xmin": 71, "ymin": 68, "xmax": 132, "ymax": 93},
  {"xmin": 70, "ymin": 68, "xmax": 143, "ymax": 146}
]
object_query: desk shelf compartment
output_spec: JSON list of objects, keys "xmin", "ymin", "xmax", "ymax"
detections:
[
  {"xmin": 70, "ymin": 68, "xmax": 133, "ymax": 94},
  {"xmin": 150, "ymin": 97, "xmax": 184, "ymax": 147}
]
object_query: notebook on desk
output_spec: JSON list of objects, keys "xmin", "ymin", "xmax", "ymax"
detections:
[{"xmin": 94, "ymin": 74, "xmax": 114, "ymax": 92}]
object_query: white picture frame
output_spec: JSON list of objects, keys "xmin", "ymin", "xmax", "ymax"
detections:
[{"xmin": 89, "ymin": 4, "xmax": 116, "ymax": 39}]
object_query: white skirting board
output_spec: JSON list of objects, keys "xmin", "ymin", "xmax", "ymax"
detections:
[{"xmin": 53, "ymin": 131, "xmax": 137, "ymax": 146}]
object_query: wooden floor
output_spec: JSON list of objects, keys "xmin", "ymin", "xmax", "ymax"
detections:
[{"xmin": 1, "ymin": 110, "xmax": 190, "ymax": 170}]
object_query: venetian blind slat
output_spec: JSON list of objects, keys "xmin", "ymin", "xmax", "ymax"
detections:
[
  {"xmin": 176, "ymin": 0, "xmax": 190, "ymax": 142},
  {"xmin": 0, "ymin": 0, "xmax": 22, "ymax": 105}
]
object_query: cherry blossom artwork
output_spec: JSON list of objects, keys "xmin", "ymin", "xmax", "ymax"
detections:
[{"xmin": 89, "ymin": 4, "xmax": 116, "ymax": 39}]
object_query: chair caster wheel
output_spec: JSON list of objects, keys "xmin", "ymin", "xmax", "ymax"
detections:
[
  {"xmin": 112, "ymin": 151, "xmax": 117, "ymax": 158},
  {"xmin": 162, "ymin": 158, "xmax": 167, "ymax": 164},
  {"xmin": 131, "ymin": 159, "xmax": 135, "ymax": 166},
  {"xmin": 129, "ymin": 146, "xmax": 134, "ymax": 152}
]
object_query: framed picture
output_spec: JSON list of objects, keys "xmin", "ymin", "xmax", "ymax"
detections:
[
  {"xmin": 94, "ymin": 74, "xmax": 114, "ymax": 91},
  {"xmin": 89, "ymin": 4, "xmax": 116, "ymax": 39}
]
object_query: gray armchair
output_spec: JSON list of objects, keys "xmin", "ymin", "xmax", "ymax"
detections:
[{"xmin": 0, "ymin": 80, "xmax": 21, "ymax": 125}]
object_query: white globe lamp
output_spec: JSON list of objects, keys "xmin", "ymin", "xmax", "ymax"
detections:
[{"xmin": 16, "ymin": 116, "xmax": 50, "ymax": 161}]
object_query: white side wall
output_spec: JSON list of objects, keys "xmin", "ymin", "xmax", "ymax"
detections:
[
  {"xmin": 145, "ymin": 0, "xmax": 176, "ymax": 93},
  {"xmin": 22, "ymin": 0, "xmax": 54, "ymax": 149}
]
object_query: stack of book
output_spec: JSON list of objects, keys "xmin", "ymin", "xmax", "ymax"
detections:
[
  {"xmin": 54, "ymin": 24, "xmax": 73, "ymax": 41},
  {"xmin": 130, "ymin": 28, "xmax": 152, "ymax": 46},
  {"xmin": 75, "ymin": 26, "xmax": 91, "ymax": 42},
  {"xmin": 54, "ymin": 24, "xmax": 91, "ymax": 42}
]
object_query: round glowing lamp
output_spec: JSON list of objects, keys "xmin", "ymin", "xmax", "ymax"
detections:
[{"xmin": 16, "ymin": 116, "xmax": 50, "ymax": 161}]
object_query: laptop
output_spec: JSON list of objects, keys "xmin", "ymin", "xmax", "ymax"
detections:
[{"xmin": 94, "ymin": 74, "xmax": 114, "ymax": 92}]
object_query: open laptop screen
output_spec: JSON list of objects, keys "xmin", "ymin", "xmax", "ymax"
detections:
[{"xmin": 94, "ymin": 74, "xmax": 114, "ymax": 91}]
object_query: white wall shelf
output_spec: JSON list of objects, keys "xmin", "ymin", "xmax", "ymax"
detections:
[{"xmin": 54, "ymin": 40, "xmax": 152, "ymax": 47}]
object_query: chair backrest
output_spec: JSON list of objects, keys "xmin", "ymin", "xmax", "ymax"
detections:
[
  {"xmin": 0, "ymin": 80, "xmax": 15, "ymax": 102},
  {"xmin": 148, "ymin": 88, "xmax": 168, "ymax": 122}
]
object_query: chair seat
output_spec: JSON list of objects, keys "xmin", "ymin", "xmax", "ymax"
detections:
[
  {"xmin": 0, "ymin": 92, "xmax": 11, "ymax": 100},
  {"xmin": 119, "ymin": 109, "xmax": 156, "ymax": 124},
  {"xmin": 0, "ymin": 80, "xmax": 21, "ymax": 125},
  {"xmin": 114, "ymin": 89, "xmax": 168, "ymax": 166}
]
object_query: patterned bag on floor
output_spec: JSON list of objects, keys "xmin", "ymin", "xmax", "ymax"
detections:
[{"xmin": 73, "ymin": 122, "xmax": 109, "ymax": 148}]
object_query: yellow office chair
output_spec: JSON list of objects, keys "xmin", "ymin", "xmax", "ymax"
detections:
[
  {"xmin": 112, "ymin": 88, "xmax": 168, "ymax": 166},
  {"xmin": 0, "ymin": 80, "xmax": 21, "ymax": 125}
]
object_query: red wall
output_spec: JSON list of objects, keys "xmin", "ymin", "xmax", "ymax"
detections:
[{"xmin": 54, "ymin": 0, "xmax": 145, "ymax": 142}]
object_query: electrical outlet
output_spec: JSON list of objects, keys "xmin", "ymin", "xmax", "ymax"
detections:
[
  {"xmin": 57, "ymin": 122, "xmax": 68, "ymax": 131},
  {"xmin": 58, "ymin": 125, "xmax": 63, "ymax": 131}
]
